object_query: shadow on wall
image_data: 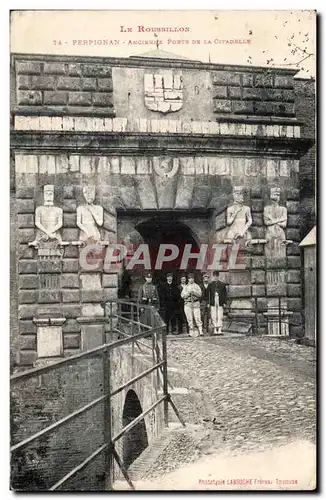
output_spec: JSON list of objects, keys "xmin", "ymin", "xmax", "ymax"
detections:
[{"xmin": 122, "ymin": 389, "xmax": 149, "ymax": 469}]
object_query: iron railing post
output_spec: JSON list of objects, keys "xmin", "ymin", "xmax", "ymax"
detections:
[
  {"xmin": 102, "ymin": 309, "xmax": 113, "ymax": 491},
  {"xmin": 278, "ymin": 297, "xmax": 282, "ymax": 336},
  {"xmin": 162, "ymin": 329, "xmax": 169, "ymax": 427},
  {"xmin": 110, "ymin": 301, "xmax": 114, "ymax": 340},
  {"xmin": 255, "ymin": 297, "xmax": 259, "ymax": 335},
  {"xmin": 102, "ymin": 345, "xmax": 112, "ymax": 490},
  {"xmin": 11, "ymin": 300, "xmax": 168, "ymax": 491},
  {"xmin": 131, "ymin": 303, "xmax": 135, "ymax": 371}
]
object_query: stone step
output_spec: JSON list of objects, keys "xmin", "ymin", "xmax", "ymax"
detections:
[{"xmin": 125, "ymin": 426, "xmax": 177, "ymax": 482}]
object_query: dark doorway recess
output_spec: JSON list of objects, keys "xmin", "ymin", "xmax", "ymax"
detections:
[
  {"xmin": 122, "ymin": 390, "xmax": 148, "ymax": 469},
  {"xmin": 136, "ymin": 216, "xmax": 201, "ymax": 286}
]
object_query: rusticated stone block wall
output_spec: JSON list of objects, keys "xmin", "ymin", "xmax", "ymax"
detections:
[
  {"xmin": 294, "ymin": 78, "xmax": 316, "ymax": 238},
  {"xmin": 12, "ymin": 55, "xmax": 299, "ymax": 123},
  {"xmin": 217, "ymin": 185, "xmax": 302, "ymax": 336},
  {"xmin": 14, "ymin": 59, "xmax": 115, "ymax": 116},
  {"xmin": 14, "ymin": 151, "xmax": 304, "ymax": 364},
  {"xmin": 15, "ymin": 154, "xmax": 119, "ymax": 365},
  {"xmin": 212, "ymin": 70, "xmax": 295, "ymax": 117}
]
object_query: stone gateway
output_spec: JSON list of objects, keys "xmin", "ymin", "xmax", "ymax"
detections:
[{"xmin": 10, "ymin": 50, "xmax": 313, "ymax": 365}]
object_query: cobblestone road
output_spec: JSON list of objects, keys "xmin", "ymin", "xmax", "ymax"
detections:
[
  {"xmin": 114, "ymin": 336, "xmax": 316, "ymax": 490},
  {"xmin": 166, "ymin": 336, "xmax": 316, "ymax": 455}
]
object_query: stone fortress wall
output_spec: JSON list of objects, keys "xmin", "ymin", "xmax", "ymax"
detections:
[{"xmin": 10, "ymin": 52, "xmax": 313, "ymax": 366}]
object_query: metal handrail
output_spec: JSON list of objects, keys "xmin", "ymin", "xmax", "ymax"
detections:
[
  {"xmin": 11, "ymin": 324, "xmax": 164, "ymax": 384},
  {"xmin": 110, "ymin": 361, "xmax": 164, "ymax": 397},
  {"xmin": 49, "ymin": 443, "xmax": 109, "ymax": 491},
  {"xmin": 48, "ymin": 396, "xmax": 168, "ymax": 491},
  {"xmin": 10, "ymin": 343, "xmax": 106, "ymax": 382},
  {"xmin": 11, "ymin": 394, "xmax": 107, "ymax": 453},
  {"xmin": 11, "ymin": 300, "xmax": 175, "ymax": 492},
  {"xmin": 113, "ymin": 313, "xmax": 153, "ymax": 330},
  {"xmin": 112, "ymin": 328, "xmax": 153, "ymax": 351}
]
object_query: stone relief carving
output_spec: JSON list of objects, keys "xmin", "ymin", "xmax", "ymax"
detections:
[
  {"xmin": 77, "ymin": 186, "xmax": 104, "ymax": 243},
  {"xmin": 216, "ymin": 186, "xmax": 252, "ymax": 244},
  {"xmin": 263, "ymin": 187, "xmax": 287, "ymax": 259},
  {"xmin": 153, "ymin": 157, "xmax": 179, "ymax": 178},
  {"xmin": 144, "ymin": 71, "xmax": 183, "ymax": 114},
  {"xmin": 30, "ymin": 185, "xmax": 63, "ymax": 248}
]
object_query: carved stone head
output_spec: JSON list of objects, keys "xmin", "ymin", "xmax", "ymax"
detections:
[
  {"xmin": 233, "ymin": 186, "xmax": 244, "ymax": 204},
  {"xmin": 43, "ymin": 184, "xmax": 54, "ymax": 205},
  {"xmin": 83, "ymin": 186, "xmax": 96, "ymax": 204},
  {"xmin": 270, "ymin": 187, "xmax": 281, "ymax": 203}
]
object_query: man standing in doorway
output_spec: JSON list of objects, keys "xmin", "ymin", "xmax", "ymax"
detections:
[
  {"xmin": 200, "ymin": 272, "xmax": 211, "ymax": 335},
  {"xmin": 181, "ymin": 273, "xmax": 203, "ymax": 337},
  {"xmin": 137, "ymin": 272, "xmax": 160, "ymax": 327},
  {"xmin": 159, "ymin": 273, "xmax": 181, "ymax": 335},
  {"xmin": 207, "ymin": 271, "xmax": 227, "ymax": 335},
  {"xmin": 177, "ymin": 275, "xmax": 189, "ymax": 335}
]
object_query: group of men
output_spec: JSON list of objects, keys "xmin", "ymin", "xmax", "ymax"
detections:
[{"xmin": 137, "ymin": 271, "xmax": 228, "ymax": 337}]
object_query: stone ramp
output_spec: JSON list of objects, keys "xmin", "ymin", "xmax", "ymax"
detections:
[
  {"xmin": 113, "ymin": 424, "xmax": 202, "ymax": 489},
  {"xmin": 125, "ymin": 426, "xmax": 178, "ymax": 482}
]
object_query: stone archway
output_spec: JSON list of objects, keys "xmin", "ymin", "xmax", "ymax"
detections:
[
  {"xmin": 136, "ymin": 215, "xmax": 201, "ymax": 286},
  {"xmin": 117, "ymin": 212, "xmax": 206, "ymax": 299},
  {"xmin": 122, "ymin": 389, "xmax": 149, "ymax": 469}
]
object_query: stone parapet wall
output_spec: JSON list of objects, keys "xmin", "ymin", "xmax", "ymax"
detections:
[
  {"xmin": 12, "ymin": 54, "xmax": 299, "ymax": 123},
  {"xmin": 13, "ymin": 59, "xmax": 115, "ymax": 116},
  {"xmin": 212, "ymin": 71, "xmax": 296, "ymax": 117},
  {"xmin": 11, "ymin": 343, "xmax": 163, "ymax": 490}
]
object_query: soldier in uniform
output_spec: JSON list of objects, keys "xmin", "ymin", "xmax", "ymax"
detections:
[
  {"xmin": 159, "ymin": 273, "xmax": 182, "ymax": 335},
  {"xmin": 181, "ymin": 273, "xmax": 203, "ymax": 337},
  {"xmin": 200, "ymin": 272, "xmax": 211, "ymax": 335},
  {"xmin": 137, "ymin": 272, "xmax": 160, "ymax": 327},
  {"xmin": 177, "ymin": 275, "xmax": 189, "ymax": 334},
  {"xmin": 207, "ymin": 271, "xmax": 227, "ymax": 335}
]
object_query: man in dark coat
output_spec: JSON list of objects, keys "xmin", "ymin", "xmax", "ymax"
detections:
[
  {"xmin": 159, "ymin": 273, "xmax": 182, "ymax": 334},
  {"xmin": 207, "ymin": 271, "xmax": 227, "ymax": 335},
  {"xmin": 177, "ymin": 275, "xmax": 189, "ymax": 334},
  {"xmin": 137, "ymin": 272, "xmax": 159, "ymax": 327},
  {"xmin": 200, "ymin": 272, "xmax": 211, "ymax": 334}
]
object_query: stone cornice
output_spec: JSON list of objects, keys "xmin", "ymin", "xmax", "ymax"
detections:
[
  {"xmin": 11, "ymin": 52, "xmax": 299, "ymax": 75},
  {"xmin": 11, "ymin": 131, "xmax": 313, "ymax": 158}
]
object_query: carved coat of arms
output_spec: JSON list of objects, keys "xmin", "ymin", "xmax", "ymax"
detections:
[
  {"xmin": 144, "ymin": 71, "xmax": 183, "ymax": 114},
  {"xmin": 153, "ymin": 157, "xmax": 179, "ymax": 178}
]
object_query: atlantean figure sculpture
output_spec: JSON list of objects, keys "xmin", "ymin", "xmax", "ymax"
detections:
[
  {"xmin": 264, "ymin": 187, "xmax": 287, "ymax": 259},
  {"xmin": 30, "ymin": 185, "xmax": 63, "ymax": 248},
  {"xmin": 217, "ymin": 186, "xmax": 252, "ymax": 244},
  {"xmin": 77, "ymin": 186, "xmax": 104, "ymax": 243}
]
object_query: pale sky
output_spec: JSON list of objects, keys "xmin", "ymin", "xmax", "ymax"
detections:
[{"xmin": 10, "ymin": 10, "xmax": 316, "ymax": 77}]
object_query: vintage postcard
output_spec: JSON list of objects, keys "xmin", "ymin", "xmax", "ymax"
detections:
[{"xmin": 10, "ymin": 9, "xmax": 316, "ymax": 491}]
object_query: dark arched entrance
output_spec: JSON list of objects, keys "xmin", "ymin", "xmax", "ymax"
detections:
[
  {"xmin": 136, "ymin": 216, "xmax": 201, "ymax": 287},
  {"xmin": 122, "ymin": 390, "xmax": 148, "ymax": 469}
]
